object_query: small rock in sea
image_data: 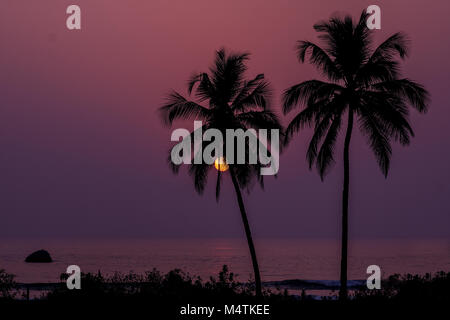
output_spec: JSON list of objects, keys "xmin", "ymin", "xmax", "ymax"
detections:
[{"xmin": 25, "ymin": 249, "xmax": 53, "ymax": 263}]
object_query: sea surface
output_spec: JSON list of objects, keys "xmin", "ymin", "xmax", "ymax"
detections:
[{"xmin": 0, "ymin": 238, "xmax": 449, "ymax": 284}]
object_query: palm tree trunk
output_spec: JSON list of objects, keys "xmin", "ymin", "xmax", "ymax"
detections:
[
  {"xmin": 340, "ymin": 110, "xmax": 354, "ymax": 301},
  {"xmin": 229, "ymin": 168, "xmax": 262, "ymax": 297}
]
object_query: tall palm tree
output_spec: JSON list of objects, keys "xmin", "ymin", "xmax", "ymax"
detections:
[
  {"xmin": 282, "ymin": 12, "xmax": 429, "ymax": 300},
  {"xmin": 160, "ymin": 48, "xmax": 281, "ymax": 297}
]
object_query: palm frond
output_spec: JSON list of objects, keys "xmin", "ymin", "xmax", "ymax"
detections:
[
  {"xmin": 305, "ymin": 112, "xmax": 334, "ymax": 168},
  {"xmin": 284, "ymin": 105, "xmax": 318, "ymax": 146},
  {"xmin": 211, "ymin": 48, "xmax": 250, "ymax": 104},
  {"xmin": 370, "ymin": 32, "xmax": 410, "ymax": 62},
  {"xmin": 296, "ymin": 41, "xmax": 341, "ymax": 81},
  {"xmin": 160, "ymin": 91, "xmax": 211, "ymax": 125},
  {"xmin": 356, "ymin": 32, "xmax": 410, "ymax": 87},
  {"xmin": 188, "ymin": 162, "xmax": 210, "ymax": 194},
  {"xmin": 188, "ymin": 72, "xmax": 214, "ymax": 102},
  {"xmin": 356, "ymin": 58, "xmax": 400, "ymax": 86},
  {"xmin": 316, "ymin": 115, "xmax": 342, "ymax": 179},
  {"xmin": 373, "ymin": 78, "xmax": 430, "ymax": 113},
  {"xmin": 166, "ymin": 149, "xmax": 181, "ymax": 174},
  {"xmin": 236, "ymin": 110, "xmax": 281, "ymax": 131},
  {"xmin": 359, "ymin": 91, "xmax": 413, "ymax": 145},
  {"xmin": 282, "ymin": 80, "xmax": 342, "ymax": 114},
  {"xmin": 358, "ymin": 108, "xmax": 392, "ymax": 176},
  {"xmin": 232, "ymin": 75, "xmax": 271, "ymax": 112}
]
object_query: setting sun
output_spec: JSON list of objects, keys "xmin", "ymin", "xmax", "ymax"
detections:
[{"xmin": 214, "ymin": 157, "xmax": 229, "ymax": 172}]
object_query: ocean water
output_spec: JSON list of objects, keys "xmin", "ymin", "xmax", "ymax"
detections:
[{"xmin": 0, "ymin": 238, "xmax": 449, "ymax": 284}]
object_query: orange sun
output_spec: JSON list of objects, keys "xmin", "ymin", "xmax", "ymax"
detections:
[{"xmin": 214, "ymin": 157, "xmax": 229, "ymax": 172}]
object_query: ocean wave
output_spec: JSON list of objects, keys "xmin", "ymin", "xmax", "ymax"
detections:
[{"xmin": 263, "ymin": 279, "xmax": 365, "ymax": 290}]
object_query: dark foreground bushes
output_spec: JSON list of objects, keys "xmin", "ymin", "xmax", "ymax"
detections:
[{"xmin": 0, "ymin": 267, "xmax": 448, "ymax": 319}]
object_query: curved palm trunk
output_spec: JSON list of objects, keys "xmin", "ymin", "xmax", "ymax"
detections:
[
  {"xmin": 230, "ymin": 168, "xmax": 262, "ymax": 297},
  {"xmin": 340, "ymin": 110, "xmax": 354, "ymax": 301}
]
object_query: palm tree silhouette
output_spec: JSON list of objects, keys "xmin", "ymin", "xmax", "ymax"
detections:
[
  {"xmin": 160, "ymin": 48, "xmax": 281, "ymax": 297},
  {"xmin": 282, "ymin": 12, "xmax": 429, "ymax": 299}
]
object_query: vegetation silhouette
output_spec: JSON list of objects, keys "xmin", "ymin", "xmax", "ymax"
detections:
[
  {"xmin": 160, "ymin": 48, "xmax": 282, "ymax": 297},
  {"xmin": 1, "ymin": 268, "xmax": 449, "ymax": 318},
  {"xmin": 282, "ymin": 11, "xmax": 430, "ymax": 300},
  {"xmin": 0, "ymin": 269, "xmax": 16, "ymax": 299}
]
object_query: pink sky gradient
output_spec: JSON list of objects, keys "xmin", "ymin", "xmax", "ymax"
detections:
[{"xmin": 1, "ymin": 0, "xmax": 449, "ymax": 239}]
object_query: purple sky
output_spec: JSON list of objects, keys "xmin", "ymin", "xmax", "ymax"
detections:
[{"xmin": 1, "ymin": 0, "xmax": 449, "ymax": 239}]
